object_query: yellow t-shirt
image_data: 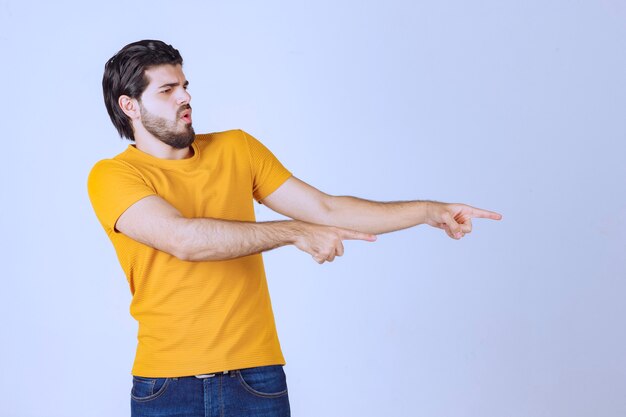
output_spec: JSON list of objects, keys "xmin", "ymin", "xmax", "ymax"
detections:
[{"xmin": 87, "ymin": 129, "xmax": 292, "ymax": 377}]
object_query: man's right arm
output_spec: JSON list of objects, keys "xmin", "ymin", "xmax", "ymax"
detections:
[{"xmin": 115, "ymin": 195, "xmax": 376, "ymax": 263}]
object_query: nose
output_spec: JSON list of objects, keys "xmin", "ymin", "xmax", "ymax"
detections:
[{"xmin": 176, "ymin": 89, "xmax": 191, "ymax": 105}]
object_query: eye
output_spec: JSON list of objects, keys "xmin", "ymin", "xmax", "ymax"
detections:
[{"xmin": 160, "ymin": 88, "xmax": 171, "ymax": 94}]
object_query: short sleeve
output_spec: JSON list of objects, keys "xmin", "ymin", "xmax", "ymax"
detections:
[
  {"xmin": 242, "ymin": 130, "xmax": 292, "ymax": 201},
  {"xmin": 87, "ymin": 159, "xmax": 157, "ymax": 232}
]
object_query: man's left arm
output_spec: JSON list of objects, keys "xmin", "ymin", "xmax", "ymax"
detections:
[{"xmin": 261, "ymin": 177, "xmax": 502, "ymax": 240}]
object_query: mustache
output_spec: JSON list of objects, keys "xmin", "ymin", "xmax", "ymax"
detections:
[{"xmin": 177, "ymin": 104, "xmax": 192, "ymax": 118}]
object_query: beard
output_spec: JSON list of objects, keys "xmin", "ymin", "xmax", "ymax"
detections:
[{"xmin": 139, "ymin": 102, "xmax": 195, "ymax": 149}]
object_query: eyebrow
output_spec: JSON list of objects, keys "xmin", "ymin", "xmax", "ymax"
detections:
[{"xmin": 158, "ymin": 80, "xmax": 189, "ymax": 89}]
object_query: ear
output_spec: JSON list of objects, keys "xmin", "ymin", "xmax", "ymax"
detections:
[{"xmin": 118, "ymin": 95, "xmax": 141, "ymax": 120}]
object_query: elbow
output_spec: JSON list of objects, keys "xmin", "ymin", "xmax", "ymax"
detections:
[
  {"xmin": 171, "ymin": 247, "xmax": 194, "ymax": 262},
  {"xmin": 165, "ymin": 230, "xmax": 202, "ymax": 262},
  {"xmin": 318, "ymin": 194, "xmax": 336, "ymax": 225},
  {"xmin": 167, "ymin": 240, "xmax": 194, "ymax": 261},
  {"xmin": 159, "ymin": 217, "xmax": 228, "ymax": 262},
  {"xmin": 169, "ymin": 240, "xmax": 211, "ymax": 262},
  {"xmin": 170, "ymin": 246, "xmax": 210, "ymax": 262},
  {"xmin": 168, "ymin": 237, "xmax": 219, "ymax": 262},
  {"xmin": 174, "ymin": 248, "xmax": 224, "ymax": 262},
  {"xmin": 163, "ymin": 218, "xmax": 213, "ymax": 262}
]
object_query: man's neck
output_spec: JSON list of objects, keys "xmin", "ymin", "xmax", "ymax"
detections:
[{"xmin": 134, "ymin": 134, "xmax": 193, "ymax": 160}]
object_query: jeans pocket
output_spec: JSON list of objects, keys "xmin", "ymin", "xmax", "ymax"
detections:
[
  {"xmin": 236, "ymin": 365, "xmax": 288, "ymax": 398},
  {"xmin": 131, "ymin": 376, "xmax": 170, "ymax": 402}
]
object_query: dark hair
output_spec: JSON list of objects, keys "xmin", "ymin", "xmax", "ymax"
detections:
[{"xmin": 102, "ymin": 40, "xmax": 183, "ymax": 140}]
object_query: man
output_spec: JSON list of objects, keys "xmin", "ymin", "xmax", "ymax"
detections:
[{"xmin": 88, "ymin": 40, "xmax": 501, "ymax": 417}]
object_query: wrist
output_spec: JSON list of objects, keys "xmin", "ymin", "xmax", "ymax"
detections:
[
  {"xmin": 414, "ymin": 200, "xmax": 430, "ymax": 225},
  {"xmin": 277, "ymin": 220, "xmax": 303, "ymax": 245},
  {"xmin": 417, "ymin": 200, "xmax": 440, "ymax": 225}
]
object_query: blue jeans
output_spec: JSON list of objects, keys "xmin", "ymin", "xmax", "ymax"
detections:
[{"xmin": 130, "ymin": 365, "xmax": 290, "ymax": 417}]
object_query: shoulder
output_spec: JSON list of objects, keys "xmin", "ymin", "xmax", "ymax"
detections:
[
  {"xmin": 193, "ymin": 129, "xmax": 255, "ymax": 153},
  {"xmin": 87, "ymin": 157, "xmax": 149, "ymax": 197},
  {"xmin": 88, "ymin": 157, "xmax": 142, "ymax": 180},
  {"xmin": 195, "ymin": 129, "xmax": 247, "ymax": 143},
  {"xmin": 88, "ymin": 144, "xmax": 144, "ymax": 174}
]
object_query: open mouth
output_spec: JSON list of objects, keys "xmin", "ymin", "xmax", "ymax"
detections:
[{"xmin": 179, "ymin": 108, "xmax": 192, "ymax": 124}]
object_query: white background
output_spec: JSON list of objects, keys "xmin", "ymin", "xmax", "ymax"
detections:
[{"xmin": 1, "ymin": 1, "xmax": 625, "ymax": 416}]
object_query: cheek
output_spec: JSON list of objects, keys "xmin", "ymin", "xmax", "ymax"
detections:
[{"xmin": 143, "ymin": 100, "xmax": 174, "ymax": 118}]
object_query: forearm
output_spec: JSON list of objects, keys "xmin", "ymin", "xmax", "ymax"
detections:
[
  {"xmin": 323, "ymin": 196, "xmax": 434, "ymax": 235},
  {"xmin": 174, "ymin": 217, "xmax": 299, "ymax": 262},
  {"xmin": 115, "ymin": 193, "xmax": 376, "ymax": 264},
  {"xmin": 260, "ymin": 177, "xmax": 501, "ymax": 241}
]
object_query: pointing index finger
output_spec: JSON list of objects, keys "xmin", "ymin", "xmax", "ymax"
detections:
[
  {"xmin": 339, "ymin": 228, "xmax": 377, "ymax": 242},
  {"xmin": 469, "ymin": 207, "xmax": 503, "ymax": 220}
]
